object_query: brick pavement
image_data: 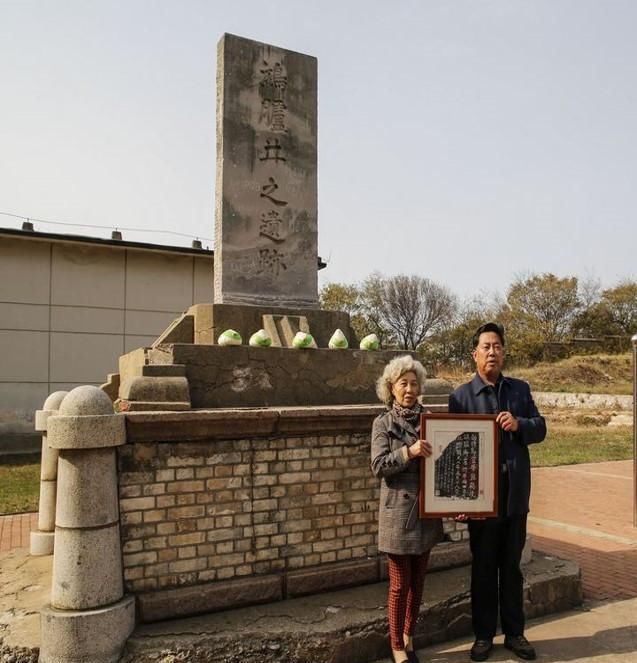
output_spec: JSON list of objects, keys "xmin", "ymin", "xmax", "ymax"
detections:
[
  {"xmin": 0, "ymin": 511, "xmax": 37, "ymax": 552},
  {"xmin": 529, "ymin": 459, "xmax": 637, "ymax": 600}
]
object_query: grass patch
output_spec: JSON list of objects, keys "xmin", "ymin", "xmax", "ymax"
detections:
[
  {"xmin": 530, "ymin": 425, "xmax": 633, "ymax": 467},
  {"xmin": 511, "ymin": 353, "xmax": 633, "ymax": 395},
  {"xmin": 437, "ymin": 352, "xmax": 634, "ymax": 394},
  {"xmin": 0, "ymin": 454, "xmax": 40, "ymax": 515}
]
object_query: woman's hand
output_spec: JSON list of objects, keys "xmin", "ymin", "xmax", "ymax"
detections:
[{"xmin": 408, "ymin": 439, "xmax": 433, "ymax": 459}]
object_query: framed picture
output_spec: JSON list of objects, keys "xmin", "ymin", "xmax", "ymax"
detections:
[{"xmin": 419, "ymin": 413, "xmax": 499, "ymax": 518}]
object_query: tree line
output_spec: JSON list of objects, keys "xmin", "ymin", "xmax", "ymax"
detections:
[{"xmin": 320, "ymin": 272, "xmax": 637, "ymax": 368}]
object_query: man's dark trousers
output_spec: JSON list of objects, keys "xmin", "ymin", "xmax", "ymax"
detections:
[{"xmin": 468, "ymin": 472, "xmax": 526, "ymax": 639}]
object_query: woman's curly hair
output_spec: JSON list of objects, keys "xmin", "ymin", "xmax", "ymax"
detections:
[{"xmin": 375, "ymin": 355, "xmax": 427, "ymax": 406}]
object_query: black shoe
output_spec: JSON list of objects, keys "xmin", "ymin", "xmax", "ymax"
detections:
[
  {"xmin": 504, "ymin": 635, "xmax": 536, "ymax": 661},
  {"xmin": 470, "ymin": 639, "xmax": 493, "ymax": 662},
  {"xmin": 406, "ymin": 650, "xmax": 420, "ymax": 663}
]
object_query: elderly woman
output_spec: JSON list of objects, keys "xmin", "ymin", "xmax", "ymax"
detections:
[{"xmin": 371, "ymin": 355, "xmax": 443, "ymax": 663}]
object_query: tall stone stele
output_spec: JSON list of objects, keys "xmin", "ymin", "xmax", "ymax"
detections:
[{"xmin": 214, "ymin": 32, "xmax": 318, "ymax": 308}]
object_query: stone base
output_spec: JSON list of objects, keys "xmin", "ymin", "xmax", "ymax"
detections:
[
  {"xmin": 135, "ymin": 542, "xmax": 472, "ymax": 622},
  {"xmin": 143, "ymin": 344, "xmax": 420, "ymax": 408},
  {"xmin": 30, "ymin": 530, "xmax": 54, "ymax": 556},
  {"xmin": 137, "ymin": 575, "xmax": 282, "ymax": 622},
  {"xmin": 123, "ymin": 552, "xmax": 582, "ymax": 663},
  {"xmin": 114, "ymin": 302, "xmax": 455, "ymax": 410},
  {"xmin": 39, "ymin": 595, "xmax": 135, "ymax": 663}
]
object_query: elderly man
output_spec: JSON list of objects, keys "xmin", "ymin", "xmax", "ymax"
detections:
[{"xmin": 448, "ymin": 323, "xmax": 546, "ymax": 662}]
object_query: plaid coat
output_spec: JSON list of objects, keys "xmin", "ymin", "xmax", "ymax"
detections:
[{"xmin": 371, "ymin": 409, "xmax": 443, "ymax": 555}]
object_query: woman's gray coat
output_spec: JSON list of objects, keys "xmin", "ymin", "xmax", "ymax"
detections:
[{"xmin": 371, "ymin": 409, "xmax": 443, "ymax": 555}]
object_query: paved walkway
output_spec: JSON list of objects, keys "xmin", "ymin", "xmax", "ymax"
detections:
[
  {"xmin": 0, "ymin": 511, "xmax": 37, "ymax": 552},
  {"xmin": 412, "ymin": 597, "xmax": 637, "ymax": 662},
  {"xmin": 386, "ymin": 459, "xmax": 637, "ymax": 663},
  {"xmin": 528, "ymin": 460, "xmax": 637, "ymax": 600}
]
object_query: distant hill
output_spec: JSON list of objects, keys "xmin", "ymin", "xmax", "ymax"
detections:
[{"xmin": 438, "ymin": 353, "xmax": 633, "ymax": 395}]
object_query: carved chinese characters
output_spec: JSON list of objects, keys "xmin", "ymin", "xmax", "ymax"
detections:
[
  {"xmin": 434, "ymin": 432, "xmax": 480, "ymax": 500},
  {"xmin": 214, "ymin": 34, "xmax": 318, "ymax": 307}
]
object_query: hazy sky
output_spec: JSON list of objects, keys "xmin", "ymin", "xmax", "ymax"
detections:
[{"xmin": 1, "ymin": 1, "xmax": 636, "ymax": 299}]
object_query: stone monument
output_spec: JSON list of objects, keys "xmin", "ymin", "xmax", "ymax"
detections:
[
  {"xmin": 109, "ymin": 33, "xmax": 425, "ymax": 411},
  {"xmin": 215, "ymin": 33, "xmax": 318, "ymax": 308},
  {"xmin": 29, "ymin": 36, "xmax": 463, "ymax": 663}
]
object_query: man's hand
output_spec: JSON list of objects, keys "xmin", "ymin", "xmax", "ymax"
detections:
[
  {"xmin": 496, "ymin": 410, "xmax": 519, "ymax": 432},
  {"xmin": 408, "ymin": 439, "xmax": 433, "ymax": 459}
]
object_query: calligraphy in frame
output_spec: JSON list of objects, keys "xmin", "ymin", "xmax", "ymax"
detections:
[{"xmin": 419, "ymin": 413, "xmax": 499, "ymax": 518}]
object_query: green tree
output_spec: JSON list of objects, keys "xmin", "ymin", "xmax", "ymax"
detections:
[
  {"xmin": 319, "ymin": 281, "xmax": 368, "ymax": 342},
  {"xmin": 319, "ymin": 282, "xmax": 360, "ymax": 315},
  {"xmin": 499, "ymin": 273, "xmax": 580, "ymax": 363},
  {"xmin": 423, "ymin": 296, "xmax": 502, "ymax": 369},
  {"xmin": 574, "ymin": 280, "xmax": 637, "ymax": 338}
]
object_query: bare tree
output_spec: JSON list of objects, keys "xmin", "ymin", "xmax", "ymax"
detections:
[
  {"xmin": 363, "ymin": 274, "xmax": 457, "ymax": 350},
  {"xmin": 578, "ymin": 273, "xmax": 602, "ymax": 309}
]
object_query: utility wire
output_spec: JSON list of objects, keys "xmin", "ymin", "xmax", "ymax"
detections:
[{"xmin": 0, "ymin": 210, "xmax": 214, "ymax": 242}]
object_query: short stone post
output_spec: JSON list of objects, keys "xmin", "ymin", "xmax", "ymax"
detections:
[
  {"xmin": 39, "ymin": 386, "xmax": 135, "ymax": 663},
  {"xmin": 30, "ymin": 391, "xmax": 68, "ymax": 556}
]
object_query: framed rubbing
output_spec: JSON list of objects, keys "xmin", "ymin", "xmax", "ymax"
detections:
[{"xmin": 419, "ymin": 413, "xmax": 499, "ymax": 518}]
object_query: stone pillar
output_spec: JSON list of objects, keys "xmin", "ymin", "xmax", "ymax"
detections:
[
  {"xmin": 30, "ymin": 391, "xmax": 68, "ymax": 556},
  {"xmin": 39, "ymin": 386, "xmax": 135, "ymax": 663}
]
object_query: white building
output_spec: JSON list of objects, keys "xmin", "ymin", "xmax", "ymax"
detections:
[{"xmin": 0, "ymin": 226, "xmax": 213, "ymax": 454}]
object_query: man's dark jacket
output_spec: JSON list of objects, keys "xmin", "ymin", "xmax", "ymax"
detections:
[{"xmin": 448, "ymin": 374, "xmax": 546, "ymax": 515}]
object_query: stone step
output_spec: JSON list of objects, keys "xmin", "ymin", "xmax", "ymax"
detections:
[{"xmin": 121, "ymin": 552, "xmax": 581, "ymax": 663}]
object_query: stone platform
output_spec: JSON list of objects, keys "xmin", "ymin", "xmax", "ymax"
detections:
[
  {"xmin": 109, "ymin": 302, "xmax": 454, "ymax": 411},
  {"xmin": 110, "ymin": 302, "xmax": 454, "ymax": 411},
  {"xmin": 0, "ymin": 547, "xmax": 581, "ymax": 663},
  {"xmin": 121, "ymin": 552, "xmax": 581, "ymax": 663}
]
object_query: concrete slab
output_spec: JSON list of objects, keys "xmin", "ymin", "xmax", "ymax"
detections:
[
  {"xmin": 394, "ymin": 597, "xmax": 637, "ymax": 663},
  {"xmin": 0, "ymin": 548, "xmax": 52, "ymax": 652}
]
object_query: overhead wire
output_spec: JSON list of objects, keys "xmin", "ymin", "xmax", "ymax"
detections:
[{"xmin": 0, "ymin": 210, "xmax": 214, "ymax": 243}]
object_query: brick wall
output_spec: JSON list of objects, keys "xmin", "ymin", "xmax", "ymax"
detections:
[{"xmin": 118, "ymin": 406, "xmax": 468, "ymax": 619}]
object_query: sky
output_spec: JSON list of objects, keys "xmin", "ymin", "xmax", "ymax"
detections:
[{"xmin": 1, "ymin": 0, "xmax": 636, "ymax": 300}]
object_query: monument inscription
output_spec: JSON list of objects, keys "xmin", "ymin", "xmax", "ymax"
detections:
[{"xmin": 214, "ymin": 33, "xmax": 318, "ymax": 307}]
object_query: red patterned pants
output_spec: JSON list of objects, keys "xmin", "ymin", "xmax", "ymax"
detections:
[{"xmin": 386, "ymin": 551, "xmax": 431, "ymax": 650}]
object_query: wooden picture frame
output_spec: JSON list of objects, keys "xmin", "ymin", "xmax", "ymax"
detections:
[{"xmin": 419, "ymin": 413, "xmax": 499, "ymax": 518}]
